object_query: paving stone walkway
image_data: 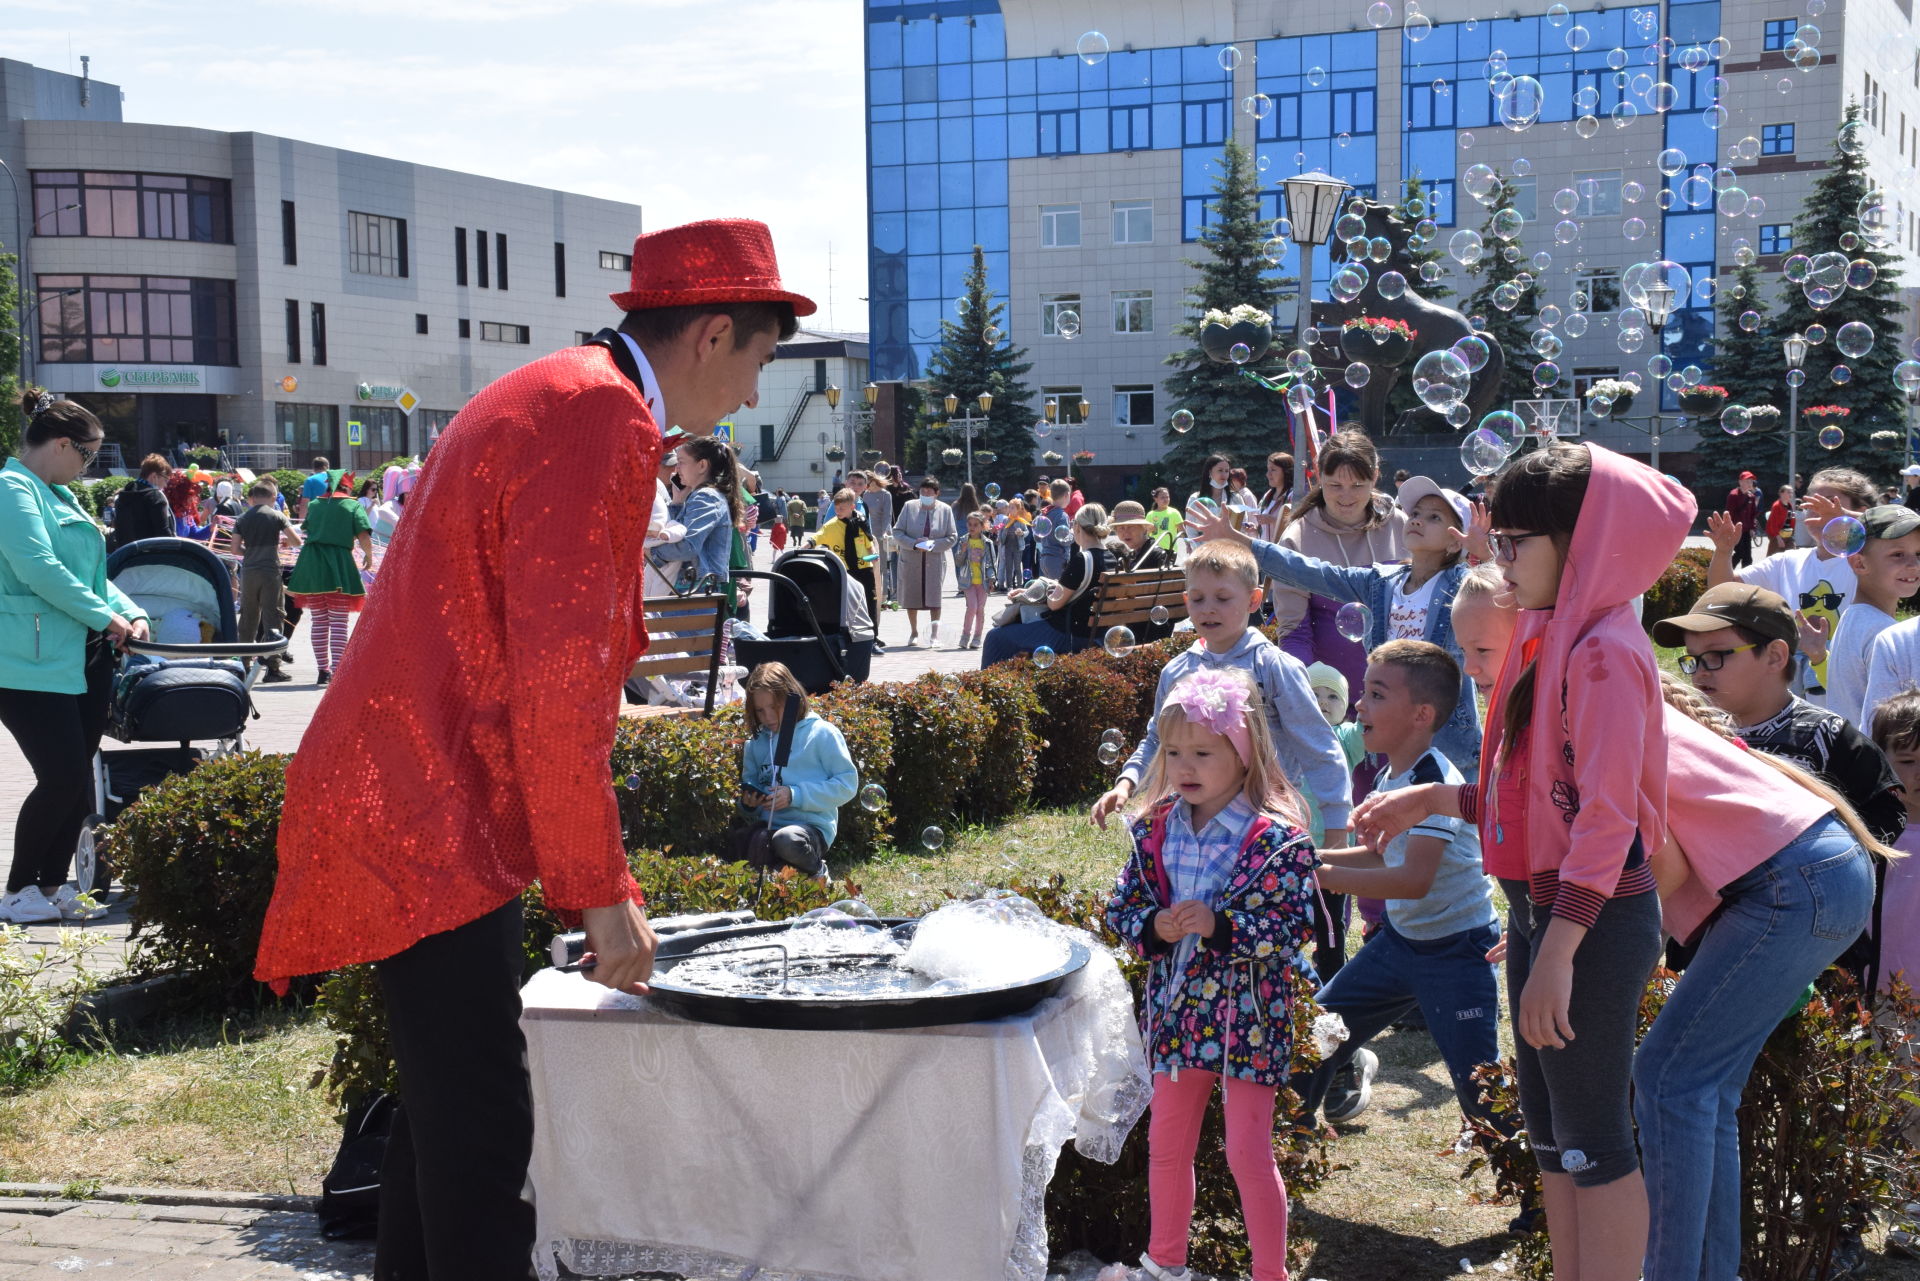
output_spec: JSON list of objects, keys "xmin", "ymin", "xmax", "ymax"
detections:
[{"xmin": 0, "ymin": 1192, "xmax": 371, "ymax": 1279}]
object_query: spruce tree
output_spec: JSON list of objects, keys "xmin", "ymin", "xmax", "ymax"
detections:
[
  {"xmin": 1693, "ymin": 262, "xmax": 1788, "ymax": 497},
  {"xmin": 1460, "ymin": 171, "xmax": 1540, "ymax": 411},
  {"xmin": 1391, "ymin": 173, "xmax": 1452, "ymax": 302},
  {"xmin": 1162, "ymin": 139, "xmax": 1289, "ymax": 480},
  {"xmin": 1769, "ymin": 102, "xmax": 1908, "ymax": 484},
  {"xmin": 917, "ymin": 245, "xmax": 1037, "ymax": 493}
]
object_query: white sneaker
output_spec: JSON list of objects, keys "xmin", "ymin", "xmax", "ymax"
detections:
[
  {"xmin": 0, "ymin": 886, "xmax": 61, "ymax": 923},
  {"xmin": 1136, "ymin": 1252, "xmax": 1191, "ymax": 1281},
  {"xmin": 49, "ymin": 885, "xmax": 108, "ymax": 922}
]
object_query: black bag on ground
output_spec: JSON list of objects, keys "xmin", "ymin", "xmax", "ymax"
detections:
[{"xmin": 318, "ymin": 1092, "xmax": 396, "ymax": 1240}]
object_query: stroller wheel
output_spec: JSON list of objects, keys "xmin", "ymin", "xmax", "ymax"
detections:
[{"xmin": 74, "ymin": 814, "xmax": 112, "ymax": 899}]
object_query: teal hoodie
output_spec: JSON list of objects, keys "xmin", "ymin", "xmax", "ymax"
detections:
[
  {"xmin": 0, "ymin": 457, "xmax": 147, "ymax": 693},
  {"xmin": 740, "ymin": 712, "xmax": 859, "ymax": 846}
]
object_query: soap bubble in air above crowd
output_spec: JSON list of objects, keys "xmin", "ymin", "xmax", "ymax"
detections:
[
  {"xmin": 1462, "ymin": 429, "xmax": 1509, "ymax": 477},
  {"xmin": 1336, "ymin": 602, "xmax": 1373, "ymax": 643},
  {"xmin": 1820, "ymin": 515, "xmax": 1866, "ymax": 556},
  {"xmin": 1075, "ymin": 30, "xmax": 1109, "ymax": 66}
]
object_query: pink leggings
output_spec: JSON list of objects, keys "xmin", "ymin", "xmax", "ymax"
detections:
[
  {"xmin": 962, "ymin": 583, "xmax": 988, "ymax": 640},
  {"xmin": 1148, "ymin": 1070, "xmax": 1290, "ymax": 1281},
  {"xmin": 309, "ymin": 608, "xmax": 351, "ymax": 673}
]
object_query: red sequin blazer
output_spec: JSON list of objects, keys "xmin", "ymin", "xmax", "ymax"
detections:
[{"xmin": 255, "ymin": 345, "xmax": 657, "ymax": 986}]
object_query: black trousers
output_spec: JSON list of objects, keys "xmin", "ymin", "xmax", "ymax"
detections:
[
  {"xmin": 1731, "ymin": 527, "xmax": 1755, "ymax": 569},
  {"xmin": 374, "ymin": 898, "xmax": 537, "ymax": 1281},
  {"xmin": 0, "ymin": 637, "xmax": 116, "ymax": 893},
  {"xmin": 851, "ymin": 566, "xmax": 879, "ymax": 630}
]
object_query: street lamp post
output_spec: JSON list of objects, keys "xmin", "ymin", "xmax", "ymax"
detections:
[
  {"xmin": 940, "ymin": 390, "xmax": 995, "ymax": 492},
  {"xmin": 823, "ymin": 381, "xmax": 879, "ymax": 479},
  {"xmin": 1783, "ymin": 333, "xmax": 1809, "ymax": 491},
  {"xmin": 1642, "ymin": 278, "xmax": 1676, "ymax": 473},
  {"xmin": 1278, "ymin": 171, "xmax": 1351, "ymax": 501}
]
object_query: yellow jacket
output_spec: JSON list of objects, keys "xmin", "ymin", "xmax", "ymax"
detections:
[{"xmin": 814, "ymin": 516, "xmax": 875, "ymax": 569}]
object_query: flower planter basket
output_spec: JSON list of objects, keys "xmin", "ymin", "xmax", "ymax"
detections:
[
  {"xmin": 941, "ymin": 448, "xmax": 965, "ymax": 465},
  {"xmin": 1676, "ymin": 387, "xmax": 1728, "ymax": 417},
  {"xmin": 1338, "ymin": 327, "xmax": 1413, "ymax": 368},
  {"xmin": 1200, "ymin": 320, "xmax": 1276, "ymax": 366},
  {"xmin": 826, "ymin": 447, "xmax": 846, "ymax": 461}
]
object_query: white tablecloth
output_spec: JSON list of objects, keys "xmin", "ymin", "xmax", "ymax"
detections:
[{"xmin": 520, "ymin": 945, "xmax": 1149, "ymax": 1281}]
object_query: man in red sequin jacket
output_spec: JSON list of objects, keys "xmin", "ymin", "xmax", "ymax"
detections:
[{"xmin": 254, "ymin": 219, "xmax": 810, "ymax": 1280}]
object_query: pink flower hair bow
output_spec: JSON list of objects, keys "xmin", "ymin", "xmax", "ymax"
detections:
[{"xmin": 1166, "ymin": 669, "xmax": 1254, "ymax": 764}]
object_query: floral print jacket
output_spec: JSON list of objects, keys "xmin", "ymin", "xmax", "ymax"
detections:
[{"xmin": 1106, "ymin": 799, "xmax": 1319, "ymax": 1087}]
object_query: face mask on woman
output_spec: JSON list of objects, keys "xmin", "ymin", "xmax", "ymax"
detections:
[{"xmin": 920, "ymin": 494, "xmax": 936, "ymax": 507}]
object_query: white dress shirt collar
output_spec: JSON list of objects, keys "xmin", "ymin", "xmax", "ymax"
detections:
[{"xmin": 616, "ymin": 331, "xmax": 668, "ymax": 431}]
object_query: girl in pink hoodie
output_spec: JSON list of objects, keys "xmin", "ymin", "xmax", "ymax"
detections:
[{"xmin": 1360, "ymin": 442, "xmax": 1880, "ymax": 1281}]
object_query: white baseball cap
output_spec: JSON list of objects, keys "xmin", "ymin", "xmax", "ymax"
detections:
[
  {"xmin": 1901, "ymin": 465, "xmax": 1920, "ymax": 477},
  {"xmin": 1396, "ymin": 475, "xmax": 1472, "ymax": 530}
]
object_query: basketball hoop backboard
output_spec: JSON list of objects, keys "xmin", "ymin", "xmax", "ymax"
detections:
[{"xmin": 1512, "ymin": 398, "xmax": 1582, "ymax": 439}]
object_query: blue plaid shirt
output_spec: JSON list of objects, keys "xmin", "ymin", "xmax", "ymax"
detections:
[{"xmin": 1162, "ymin": 794, "xmax": 1257, "ymax": 969}]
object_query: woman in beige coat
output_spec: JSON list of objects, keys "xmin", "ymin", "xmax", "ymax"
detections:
[{"xmin": 893, "ymin": 475, "xmax": 957, "ymax": 647}]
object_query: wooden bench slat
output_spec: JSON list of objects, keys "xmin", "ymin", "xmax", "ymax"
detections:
[
  {"xmin": 630, "ymin": 655, "xmax": 720, "ymax": 677},
  {"xmin": 635, "ymin": 634, "xmax": 717, "ymax": 657},
  {"xmin": 1097, "ymin": 605, "xmax": 1184, "ymax": 627},
  {"xmin": 620, "ymin": 703, "xmax": 702, "ymax": 721},
  {"xmin": 644, "ymin": 612, "xmax": 725, "ymax": 633}
]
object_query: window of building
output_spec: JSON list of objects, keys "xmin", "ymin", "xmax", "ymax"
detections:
[
  {"xmin": 455, "ymin": 228, "xmax": 469, "ymax": 286},
  {"xmin": 417, "ymin": 409, "xmax": 457, "ymax": 449},
  {"xmin": 311, "ymin": 302, "xmax": 327, "ymax": 366},
  {"xmin": 1759, "ymin": 223, "xmax": 1793, "ymax": 255},
  {"xmin": 355, "ymin": 407, "xmax": 405, "ymax": 459},
  {"xmin": 1762, "ymin": 123, "xmax": 1795, "ymax": 154},
  {"xmin": 759, "ymin": 423, "xmax": 777, "ymax": 460},
  {"xmin": 1112, "ymin": 289, "xmax": 1153, "ymax": 334},
  {"xmin": 1038, "ymin": 110, "xmax": 1079, "ymax": 155},
  {"xmin": 476, "ymin": 229, "xmax": 489, "ymax": 288},
  {"xmin": 1040, "ymin": 205, "xmax": 1081, "ymax": 248},
  {"xmin": 1330, "ymin": 88, "xmax": 1377, "ymax": 136},
  {"xmin": 36, "ymin": 273, "xmax": 238, "ymax": 365},
  {"xmin": 458, "ymin": 318, "xmax": 472, "ymax": 339},
  {"xmin": 1113, "ymin": 201, "xmax": 1153, "ymax": 245},
  {"xmin": 416, "ymin": 314, "xmax": 430, "ymax": 335},
  {"xmin": 30, "ymin": 170, "xmax": 232, "ymax": 243},
  {"xmin": 1763, "ymin": 17, "xmax": 1795, "ymax": 50},
  {"xmin": 1575, "ymin": 268, "xmax": 1621, "ymax": 311},
  {"xmin": 281, "ymin": 200, "xmax": 297, "ymax": 266},
  {"xmin": 480, "ymin": 321, "xmax": 530, "ymax": 344},
  {"xmin": 348, "ymin": 211, "xmax": 408, "ymax": 277},
  {"xmin": 1571, "ymin": 368, "xmax": 1621, "ymax": 400},
  {"xmin": 275, "ymin": 403, "xmax": 338, "ymax": 458},
  {"xmin": 1041, "ymin": 387, "xmax": 1086, "ymax": 423},
  {"xmin": 1113, "ymin": 385, "xmax": 1154, "ymax": 427},
  {"xmin": 1110, "ymin": 105, "xmax": 1150, "ymax": 151},
  {"xmin": 1040, "ymin": 293, "xmax": 1081, "ymax": 337},
  {"xmin": 495, "ymin": 233, "xmax": 509, "ymax": 291},
  {"xmin": 284, "ymin": 299, "xmax": 301, "ymax": 364},
  {"xmin": 1511, "ymin": 176, "xmax": 1538, "ymax": 221},
  {"xmin": 554, "ymin": 242, "xmax": 566, "ymax": 298},
  {"xmin": 1183, "ymin": 100, "xmax": 1227, "ymax": 147},
  {"xmin": 600, "ymin": 250, "xmax": 631, "ymax": 271},
  {"xmin": 1573, "ymin": 170, "xmax": 1622, "ymax": 217}
]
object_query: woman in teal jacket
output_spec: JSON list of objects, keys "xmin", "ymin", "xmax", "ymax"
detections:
[{"xmin": 0, "ymin": 391, "xmax": 149, "ymax": 923}]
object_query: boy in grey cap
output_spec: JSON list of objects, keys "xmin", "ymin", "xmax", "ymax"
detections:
[{"xmin": 1826, "ymin": 505, "xmax": 1920, "ymax": 727}]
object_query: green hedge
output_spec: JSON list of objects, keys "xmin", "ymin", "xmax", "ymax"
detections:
[{"xmin": 1641, "ymin": 546, "xmax": 1713, "ymax": 634}]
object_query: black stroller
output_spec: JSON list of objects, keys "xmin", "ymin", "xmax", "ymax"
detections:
[
  {"xmin": 733, "ymin": 547, "xmax": 875, "ymax": 695},
  {"xmin": 75, "ymin": 537, "xmax": 288, "ymax": 896}
]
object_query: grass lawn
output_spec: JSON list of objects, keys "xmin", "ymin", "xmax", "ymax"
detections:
[{"xmin": 0, "ymin": 806, "xmax": 1914, "ymax": 1279}]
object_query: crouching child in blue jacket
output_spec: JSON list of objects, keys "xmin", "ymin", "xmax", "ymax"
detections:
[{"xmin": 726, "ymin": 661, "xmax": 859, "ymax": 875}]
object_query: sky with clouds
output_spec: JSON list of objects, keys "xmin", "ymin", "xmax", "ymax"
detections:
[{"xmin": 10, "ymin": 0, "xmax": 871, "ymax": 328}]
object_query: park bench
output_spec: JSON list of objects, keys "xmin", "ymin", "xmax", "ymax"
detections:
[
  {"xmin": 1087, "ymin": 569, "xmax": 1188, "ymax": 642},
  {"xmin": 621, "ymin": 594, "xmax": 728, "ymax": 719}
]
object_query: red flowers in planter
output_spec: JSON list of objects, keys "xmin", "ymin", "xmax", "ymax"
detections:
[{"xmin": 1341, "ymin": 315, "xmax": 1418, "ymax": 340}]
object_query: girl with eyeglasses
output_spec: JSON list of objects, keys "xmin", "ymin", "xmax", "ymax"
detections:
[{"xmin": 0, "ymin": 389, "xmax": 150, "ymax": 923}]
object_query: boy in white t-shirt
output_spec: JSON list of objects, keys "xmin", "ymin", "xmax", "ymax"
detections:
[
  {"xmin": 1709, "ymin": 466, "xmax": 1877, "ymax": 702},
  {"xmin": 1826, "ymin": 505, "xmax": 1920, "ymax": 727}
]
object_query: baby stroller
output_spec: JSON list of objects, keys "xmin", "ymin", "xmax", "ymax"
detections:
[
  {"xmin": 74, "ymin": 537, "xmax": 289, "ymax": 896},
  {"xmin": 733, "ymin": 547, "xmax": 875, "ymax": 695}
]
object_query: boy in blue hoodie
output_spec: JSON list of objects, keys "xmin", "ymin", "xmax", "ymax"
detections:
[{"xmin": 731, "ymin": 662, "xmax": 859, "ymax": 874}]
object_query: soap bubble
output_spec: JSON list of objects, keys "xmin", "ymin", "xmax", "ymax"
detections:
[
  {"xmin": 1481, "ymin": 409, "xmax": 1525, "ymax": 439},
  {"xmin": 1818, "ymin": 425, "xmax": 1846, "ymax": 451},
  {"xmin": 1411, "ymin": 348, "xmax": 1472, "ymax": 410},
  {"xmin": 1149, "ymin": 604, "xmax": 1171, "ymax": 624},
  {"xmin": 1739, "ymin": 310, "xmax": 1760, "ymax": 332},
  {"xmin": 1101, "ymin": 727, "xmax": 1125, "ymax": 746},
  {"xmin": 623, "ymin": 773, "xmax": 640, "ymax": 791},
  {"xmin": 1547, "ymin": 1, "xmax": 1570, "ymax": 22},
  {"xmin": 829, "ymin": 898, "xmax": 881, "ymax": 922},
  {"xmin": 1491, "ymin": 208, "xmax": 1525, "ymax": 241},
  {"xmin": 1462, "ymin": 164, "xmax": 1499, "ymax": 204},
  {"xmin": 921, "ymin": 825, "xmax": 946, "ymax": 852},
  {"xmin": 1448, "ymin": 229, "xmax": 1485, "ymax": 265},
  {"xmin": 1896, "ymin": 360, "xmax": 1920, "ymax": 394},
  {"xmin": 1836, "ymin": 321, "xmax": 1874, "ymax": 358},
  {"xmin": 1218, "ymin": 45, "xmax": 1242, "ymax": 71},
  {"xmin": 1847, "ymin": 259, "xmax": 1878, "ymax": 290},
  {"xmin": 1378, "ymin": 270, "xmax": 1407, "ymax": 300},
  {"xmin": 1097, "ymin": 741, "xmax": 1123, "ymax": 766},
  {"xmin": 1720, "ymin": 405, "xmax": 1751, "ymax": 436},
  {"xmin": 1622, "ymin": 217, "xmax": 1648, "ymax": 241},
  {"xmin": 1513, "ymin": 157, "xmax": 1533, "ymax": 177},
  {"xmin": 1458, "ymin": 130, "xmax": 1475, "ymax": 148},
  {"xmin": 1451, "ymin": 335, "xmax": 1491, "ymax": 372},
  {"xmin": 1575, "ymin": 114, "xmax": 1600, "ymax": 138},
  {"xmin": 1229, "ymin": 342, "xmax": 1254, "ymax": 364},
  {"xmin": 1496, "ymin": 76, "xmax": 1545, "ymax": 131},
  {"xmin": 1104, "ymin": 626, "xmax": 1136, "ymax": 657},
  {"xmin": 1821, "ymin": 514, "xmax": 1867, "ymax": 555},
  {"xmin": 1566, "ymin": 23, "xmax": 1590, "ymax": 50},
  {"xmin": 1462, "ymin": 428, "xmax": 1509, "ymax": 476},
  {"xmin": 859, "ymin": 782, "xmax": 888, "ymax": 812},
  {"xmin": 1307, "ymin": 66, "xmax": 1327, "ymax": 86},
  {"xmin": 1405, "ymin": 12, "xmax": 1433, "ymax": 41},
  {"xmin": 1837, "ymin": 120, "xmax": 1867, "ymax": 155},
  {"xmin": 1243, "ymin": 93, "xmax": 1275, "ymax": 120},
  {"xmin": 1051, "ymin": 522, "xmax": 1072, "ymax": 544},
  {"xmin": 1344, "ymin": 362, "xmax": 1372, "ymax": 388},
  {"xmin": 1807, "ymin": 323, "xmax": 1828, "ymax": 345},
  {"xmin": 1171, "ymin": 408, "xmax": 1195, "ymax": 434},
  {"xmin": 1032, "ymin": 645, "xmax": 1056, "ymax": 669},
  {"xmin": 1553, "ymin": 187, "xmax": 1580, "ymax": 215},
  {"xmin": 1335, "ymin": 601, "xmax": 1374, "ymax": 643},
  {"xmin": 1831, "ymin": 364, "xmax": 1852, "ymax": 386},
  {"xmin": 1075, "ymin": 30, "xmax": 1110, "ymax": 66},
  {"xmin": 1056, "ymin": 310, "xmax": 1081, "ymax": 339},
  {"xmin": 1368, "ymin": 0, "xmax": 1392, "ymax": 25},
  {"xmin": 1658, "ymin": 147, "xmax": 1688, "ymax": 176},
  {"xmin": 1533, "ymin": 360, "xmax": 1561, "ymax": 389}
]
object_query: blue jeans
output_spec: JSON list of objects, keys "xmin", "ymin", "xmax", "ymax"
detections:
[
  {"xmin": 980, "ymin": 618, "xmax": 1087, "ymax": 668},
  {"xmin": 1293, "ymin": 919, "xmax": 1505, "ymax": 1131},
  {"xmin": 1633, "ymin": 814, "xmax": 1874, "ymax": 1281}
]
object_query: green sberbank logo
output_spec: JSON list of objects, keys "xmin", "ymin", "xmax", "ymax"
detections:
[{"xmin": 98, "ymin": 367, "xmax": 200, "ymax": 389}]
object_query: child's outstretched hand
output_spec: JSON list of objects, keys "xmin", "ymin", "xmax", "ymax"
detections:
[
  {"xmin": 1353, "ymin": 786, "xmax": 1434, "ymax": 848},
  {"xmin": 1090, "ymin": 781, "xmax": 1134, "ymax": 829}
]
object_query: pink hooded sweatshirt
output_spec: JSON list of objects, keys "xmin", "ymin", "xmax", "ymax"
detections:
[{"xmin": 1478, "ymin": 443, "xmax": 1684, "ymax": 929}]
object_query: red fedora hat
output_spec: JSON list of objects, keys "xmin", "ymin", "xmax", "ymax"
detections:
[{"xmin": 610, "ymin": 217, "xmax": 816, "ymax": 317}]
